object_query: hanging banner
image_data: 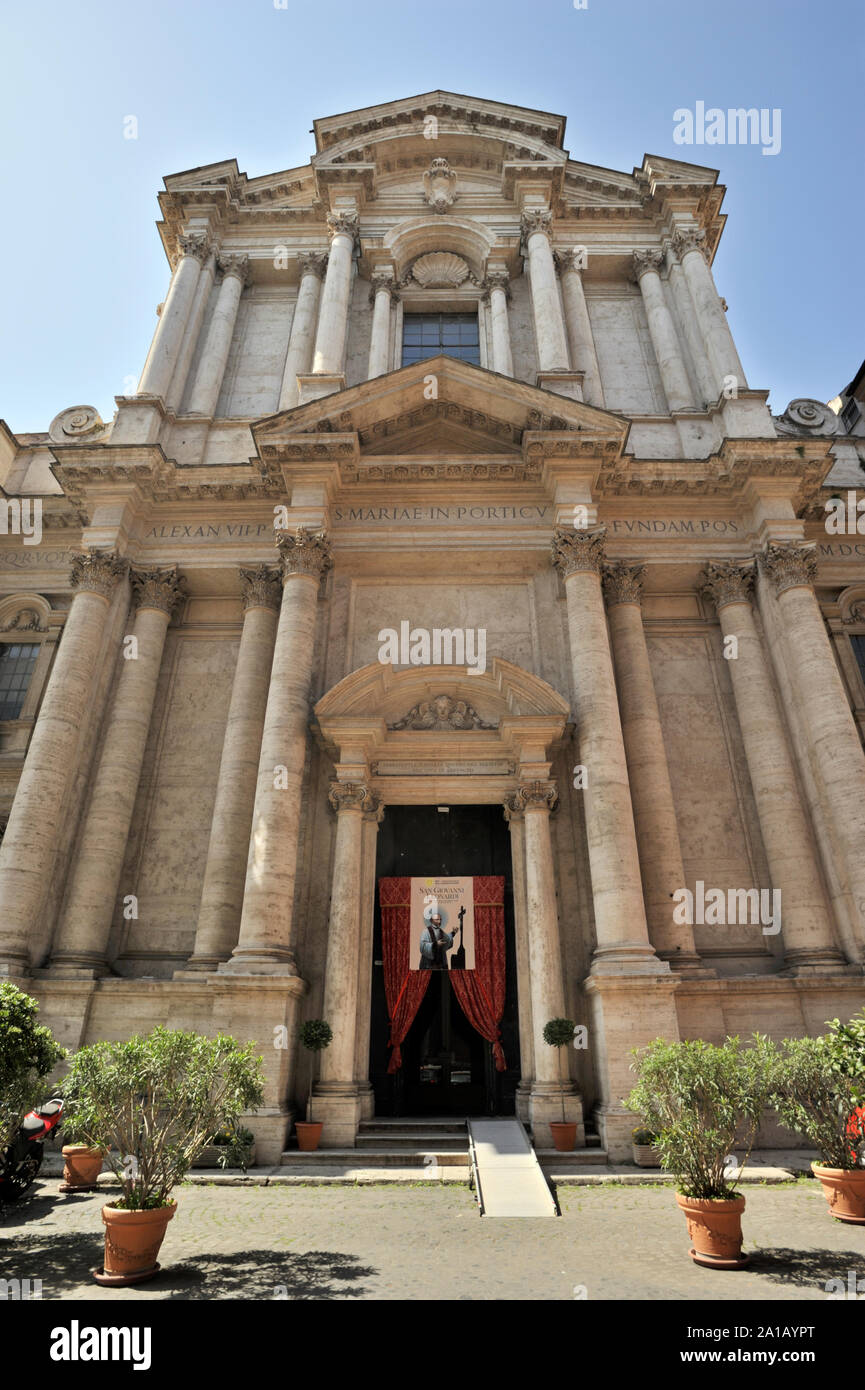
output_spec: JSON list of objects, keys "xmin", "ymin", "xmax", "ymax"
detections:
[{"xmin": 410, "ymin": 876, "xmax": 475, "ymax": 971}]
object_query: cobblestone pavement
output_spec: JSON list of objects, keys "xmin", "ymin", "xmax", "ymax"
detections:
[{"xmin": 2, "ymin": 1177, "xmax": 864, "ymax": 1301}]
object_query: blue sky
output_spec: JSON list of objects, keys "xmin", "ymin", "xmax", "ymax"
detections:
[{"xmin": 1, "ymin": 0, "xmax": 861, "ymax": 432}]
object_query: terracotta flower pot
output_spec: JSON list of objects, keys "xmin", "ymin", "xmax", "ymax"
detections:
[
  {"xmin": 295, "ymin": 1121, "xmax": 323, "ymax": 1152},
  {"xmin": 812, "ymin": 1163, "xmax": 865, "ymax": 1225},
  {"xmin": 675, "ymin": 1192, "xmax": 747, "ymax": 1268},
  {"xmin": 60, "ymin": 1145, "xmax": 104, "ymax": 1193},
  {"xmin": 94, "ymin": 1202, "xmax": 176, "ymax": 1286},
  {"xmin": 549, "ymin": 1121, "xmax": 578, "ymax": 1152}
]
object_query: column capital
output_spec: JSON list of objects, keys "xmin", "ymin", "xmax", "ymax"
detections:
[
  {"xmin": 514, "ymin": 779, "xmax": 558, "ymax": 814},
  {"xmin": 328, "ymin": 782, "xmax": 379, "ymax": 814},
  {"xmin": 130, "ymin": 565, "xmax": 186, "ymax": 616},
  {"xmin": 520, "ymin": 208, "xmax": 553, "ymax": 243},
  {"xmin": 701, "ymin": 559, "xmax": 755, "ymax": 610},
  {"xmin": 326, "ymin": 212, "xmax": 359, "ymax": 246},
  {"xmin": 759, "ymin": 542, "xmax": 817, "ymax": 595},
  {"xmin": 275, "ymin": 526, "xmax": 333, "ymax": 580},
  {"xmin": 553, "ymin": 248, "xmax": 587, "ymax": 277},
  {"xmin": 298, "ymin": 251, "xmax": 329, "ymax": 280},
  {"xmin": 551, "ymin": 525, "xmax": 606, "ymax": 578},
  {"xmin": 603, "ymin": 561, "xmax": 646, "ymax": 607},
  {"xmin": 502, "ymin": 794, "xmax": 523, "ymax": 825},
  {"xmin": 632, "ymin": 248, "xmax": 665, "ymax": 281},
  {"xmin": 239, "ymin": 564, "xmax": 282, "ymax": 613},
  {"xmin": 671, "ymin": 227, "xmax": 708, "ymax": 263},
  {"xmin": 218, "ymin": 253, "xmax": 250, "ymax": 285},
  {"xmin": 483, "ymin": 269, "xmax": 511, "ymax": 300},
  {"xmin": 69, "ymin": 550, "xmax": 128, "ymax": 599},
  {"xmin": 369, "ymin": 271, "xmax": 398, "ymax": 305},
  {"xmin": 175, "ymin": 232, "xmax": 212, "ymax": 265}
]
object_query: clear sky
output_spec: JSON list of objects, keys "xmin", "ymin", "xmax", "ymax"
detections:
[{"xmin": 1, "ymin": 0, "xmax": 861, "ymax": 432}]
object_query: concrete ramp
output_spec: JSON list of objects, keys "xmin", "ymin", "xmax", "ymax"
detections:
[{"xmin": 467, "ymin": 1119, "xmax": 558, "ymax": 1217}]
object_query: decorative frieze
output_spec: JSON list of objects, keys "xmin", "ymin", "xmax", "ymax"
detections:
[
  {"xmin": 602, "ymin": 561, "xmax": 646, "ymax": 606},
  {"xmin": 551, "ymin": 526, "xmax": 606, "ymax": 578},
  {"xmin": 130, "ymin": 565, "xmax": 186, "ymax": 615},
  {"xmin": 275, "ymin": 525, "xmax": 333, "ymax": 579},
  {"xmin": 389, "ymin": 695, "xmax": 494, "ymax": 731},
  {"xmin": 759, "ymin": 542, "xmax": 818, "ymax": 595},
  {"xmin": 239, "ymin": 564, "xmax": 282, "ymax": 612},
  {"xmin": 69, "ymin": 550, "xmax": 128, "ymax": 598},
  {"xmin": 701, "ymin": 559, "xmax": 755, "ymax": 610}
]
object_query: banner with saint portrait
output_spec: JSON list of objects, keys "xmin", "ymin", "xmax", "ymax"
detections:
[{"xmin": 409, "ymin": 876, "xmax": 475, "ymax": 972}]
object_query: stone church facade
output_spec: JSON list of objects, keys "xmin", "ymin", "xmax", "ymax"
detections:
[{"xmin": 1, "ymin": 92, "xmax": 863, "ymax": 1161}]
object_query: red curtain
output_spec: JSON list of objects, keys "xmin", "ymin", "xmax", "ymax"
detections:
[
  {"xmin": 379, "ymin": 876, "xmax": 430, "ymax": 1073},
  {"xmin": 451, "ymin": 875, "xmax": 507, "ymax": 1072}
]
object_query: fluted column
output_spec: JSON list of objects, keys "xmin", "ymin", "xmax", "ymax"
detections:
[
  {"xmin": 0, "ymin": 552, "xmax": 128, "ymax": 969},
  {"xmin": 184, "ymin": 567, "xmax": 282, "ymax": 971},
  {"xmin": 185, "ymin": 255, "xmax": 249, "ymax": 417},
  {"xmin": 672, "ymin": 228, "xmax": 747, "ymax": 392},
  {"xmin": 632, "ymin": 250, "xmax": 694, "ymax": 413},
  {"xmin": 702, "ymin": 560, "xmax": 847, "ymax": 971},
  {"xmin": 603, "ymin": 562, "xmax": 704, "ymax": 973},
  {"xmin": 224, "ymin": 528, "xmax": 332, "ymax": 973},
  {"xmin": 484, "ymin": 270, "xmax": 514, "ymax": 377},
  {"xmin": 666, "ymin": 247, "xmax": 716, "ymax": 407},
  {"xmin": 367, "ymin": 272, "xmax": 396, "ymax": 379},
  {"xmin": 555, "ymin": 250, "xmax": 604, "ymax": 407},
  {"xmin": 49, "ymin": 567, "xmax": 185, "ymax": 972},
  {"xmin": 311, "ymin": 213, "xmax": 358, "ymax": 377},
  {"xmin": 503, "ymin": 799, "xmax": 535, "ymax": 1117},
  {"xmin": 137, "ymin": 233, "xmax": 210, "ymax": 400},
  {"xmin": 278, "ymin": 254, "xmax": 327, "ymax": 409},
  {"xmin": 758, "ymin": 543, "xmax": 865, "ymax": 946},
  {"xmin": 521, "ymin": 210, "xmax": 570, "ymax": 372},
  {"xmin": 166, "ymin": 248, "xmax": 217, "ymax": 413},
  {"xmin": 552, "ymin": 528, "xmax": 666, "ymax": 974}
]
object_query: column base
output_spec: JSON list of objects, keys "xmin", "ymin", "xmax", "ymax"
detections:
[
  {"xmin": 528, "ymin": 1083, "xmax": 584, "ymax": 1151},
  {"xmin": 219, "ymin": 948, "xmax": 299, "ymax": 977},
  {"xmin": 296, "ymin": 373, "xmax": 346, "ymax": 404},
  {"xmin": 590, "ymin": 942, "xmax": 672, "ymax": 976},
  {"xmin": 593, "ymin": 1103, "xmax": 639, "ymax": 1163},
  {"xmin": 245, "ymin": 1107, "xmax": 295, "ymax": 1165},
  {"xmin": 309, "ymin": 1083, "xmax": 362, "ymax": 1147},
  {"xmin": 536, "ymin": 370, "xmax": 584, "ymax": 401},
  {"xmin": 659, "ymin": 950, "xmax": 716, "ymax": 979},
  {"xmin": 174, "ymin": 955, "xmax": 228, "ymax": 977},
  {"xmin": 0, "ymin": 956, "xmax": 31, "ymax": 978},
  {"xmin": 357, "ymin": 1083, "xmax": 375, "ymax": 1122},
  {"xmin": 515, "ymin": 1081, "xmax": 532, "ymax": 1125},
  {"xmin": 781, "ymin": 948, "xmax": 858, "ymax": 976},
  {"xmin": 42, "ymin": 951, "xmax": 110, "ymax": 978}
]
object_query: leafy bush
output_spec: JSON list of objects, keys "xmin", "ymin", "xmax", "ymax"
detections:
[
  {"xmin": 0, "ymin": 981, "xmax": 65, "ymax": 1153},
  {"xmin": 769, "ymin": 1013, "xmax": 865, "ymax": 1170},
  {"xmin": 626, "ymin": 1035, "xmax": 775, "ymax": 1199},
  {"xmin": 298, "ymin": 1019, "xmax": 332, "ymax": 1123},
  {"xmin": 63, "ymin": 1027, "xmax": 264, "ymax": 1209},
  {"xmin": 631, "ymin": 1127, "xmax": 658, "ymax": 1147},
  {"xmin": 213, "ymin": 1124, "xmax": 255, "ymax": 1172},
  {"xmin": 543, "ymin": 1017, "xmax": 576, "ymax": 1123}
]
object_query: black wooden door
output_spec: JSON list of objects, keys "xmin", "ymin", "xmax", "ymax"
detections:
[{"xmin": 369, "ymin": 804, "xmax": 520, "ymax": 1116}]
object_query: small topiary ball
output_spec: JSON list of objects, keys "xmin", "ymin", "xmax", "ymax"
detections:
[
  {"xmin": 543, "ymin": 1018, "xmax": 577, "ymax": 1049},
  {"xmin": 299, "ymin": 1019, "xmax": 333, "ymax": 1052}
]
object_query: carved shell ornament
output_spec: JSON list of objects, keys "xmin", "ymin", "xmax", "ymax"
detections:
[
  {"xmin": 48, "ymin": 405, "xmax": 109, "ymax": 445},
  {"xmin": 409, "ymin": 252, "xmax": 469, "ymax": 288}
]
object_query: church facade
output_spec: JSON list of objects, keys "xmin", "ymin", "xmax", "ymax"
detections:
[{"xmin": 1, "ymin": 92, "xmax": 864, "ymax": 1161}]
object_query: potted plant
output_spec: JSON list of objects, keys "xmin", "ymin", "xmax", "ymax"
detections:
[
  {"xmin": 0, "ymin": 982, "xmax": 65, "ymax": 1200},
  {"xmin": 63, "ymin": 1026, "xmax": 263, "ymax": 1285},
  {"xmin": 58, "ymin": 1107, "xmax": 105, "ymax": 1194},
  {"xmin": 197, "ymin": 1124, "xmax": 257, "ymax": 1171},
  {"xmin": 627, "ymin": 1034, "xmax": 774, "ymax": 1268},
  {"xmin": 295, "ymin": 1019, "xmax": 332, "ymax": 1152},
  {"xmin": 542, "ymin": 1018, "xmax": 578, "ymax": 1152},
  {"xmin": 769, "ymin": 1010, "xmax": 865, "ymax": 1225},
  {"xmin": 631, "ymin": 1127, "xmax": 661, "ymax": 1168}
]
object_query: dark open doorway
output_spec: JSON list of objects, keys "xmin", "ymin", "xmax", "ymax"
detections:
[{"xmin": 369, "ymin": 803, "xmax": 520, "ymax": 1116}]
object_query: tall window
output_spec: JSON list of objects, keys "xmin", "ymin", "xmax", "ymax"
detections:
[
  {"xmin": 0, "ymin": 643, "xmax": 40, "ymax": 720},
  {"xmin": 851, "ymin": 634, "xmax": 865, "ymax": 685},
  {"xmin": 402, "ymin": 312, "xmax": 480, "ymax": 367}
]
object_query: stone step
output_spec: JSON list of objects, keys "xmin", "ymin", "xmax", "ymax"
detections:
[
  {"xmin": 358, "ymin": 1119, "xmax": 467, "ymax": 1134},
  {"xmin": 535, "ymin": 1149, "xmax": 611, "ymax": 1167},
  {"xmin": 356, "ymin": 1133, "xmax": 468, "ymax": 1150},
  {"xmin": 280, "ymin": 1147, "xmax": 467, "ymax": 1168}
]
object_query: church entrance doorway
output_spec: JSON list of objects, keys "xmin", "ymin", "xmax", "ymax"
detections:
[{"xmin": 369, "ymin": 803, "xmax": 520, "ymax": 1117}]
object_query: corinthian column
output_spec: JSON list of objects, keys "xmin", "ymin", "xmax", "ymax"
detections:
[
  {"xmin": 50, "ymin": 567, "xmax": 186, "ymax": 972},
  {"xmin": 310, "ymin": 213, "xmax": 358, "ymax": 377},
  {"xmin": 278, "ymin": 253, "xmax": 327, "ymax": 410},
  {"xmin": 521, "ymin": 210, "xmax": 570, "ymax": 373},
  {"xmin": 183, "ymin": 567, "xmax": 282, "ymax": 971},
  {"xmin": 503, "ymin": 798, "xmax": 534, "ymax": 1120},
  {"xmin": 603, "ymin": 562, "xmax": 704, "ymax": 973},
  {"xmin": 672, "ymin": 228, "xmax": 747, "ymax": 394},
  {"xmin": 510, "ymin": 781, "xmax": 583, "ymax": 1148},
  {"xmin": 702, "ymin": 559, "xmax": 847, "ymax": 971},
  {"xmin": 313, "ymin": 782, "xmax": 380, "ymax": 1146},
  {"xmin": 555, "ymin": 250, "xmax": 604, "ymax": 407},
  {"xmin": 223, "ymin": 528, "xmax": 332, "ymax": 973},
  {"xmin": 0, "ymin": 552, "xmax": 128, "ymax": 970},
  {"xmin": 367, "ymin": 272, "xmax": 397, "ymax": 379},
  {"xmin": 185, "ymin": 254, "xmax": 249, "ymax": 417},
  {"xmin": 166, "ymin": 247, "xmax": 217, "ymax": 413},
  {"xmin": 483, "ymin": 270, "xmax": 514, "ymax": 377},
  {"xmin": 552, "ymin": 529, "xmax": 665, "ymax": 974},
  {"xmin": 632, "ymin": 250, "xmax": 694, "ymax": 413},
  {"xmin": 137, "ymin": 233, "xmax": 210, "ymax": 400},
  {"xmin": 758, "ymin": 543, "xmax": 865, "ymax": 946}
]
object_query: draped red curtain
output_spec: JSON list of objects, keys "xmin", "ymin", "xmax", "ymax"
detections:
[
  {"xmin": 379, "ymin": 876, "xmax": 430, "ymax": 1073},
  {"xmin": 450, "ymin": 875, "xmax": 507, "ymax": 1072}
]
